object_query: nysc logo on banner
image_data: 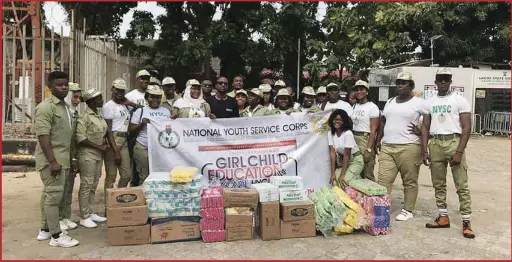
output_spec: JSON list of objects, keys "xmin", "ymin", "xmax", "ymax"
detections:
[
  {"xmin": 158, "ymin": 125, "xmax": 180, "ymax": 149},
  {"xmin": 311, "ymin": 115, "xmax": 329, "ymax": 135}
]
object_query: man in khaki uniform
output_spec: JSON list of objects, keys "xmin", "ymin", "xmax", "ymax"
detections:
[
  {"xmin": 298, "ymin": 86, "xmax": 321, "ymax": 113},
  {"xmin": 244, "ymin": 88, "xmax": 271, "ymax": 117},
  {"xmin": 268, "ymin": 89, "xmax": 300, "ymax": 115},
  {"xmin": 376, "ymin": 72, "xmax": 424, "ymax": 222},
  {"xmin": 35, "ymin": 71, "xmax": 79, "ymax": 247},
  {"xmin": 76, "ymin": 89, "xmax": 108, "ymax": 228},
  {"xmin": 59, "ymin": 82, "xmax": 81, "ymax": 232},
  {"xmin": 316, "ymin": 86, "xmax": 328, "ymax": 109},
  {"xmin": 421, "ymin": 68, "xmax": 475, "ymax": 239},
  {"xmin": 161, "ymin": 77, "xmax": 178, "ymax": 113},
  {"xmin": 103, "ymin": 79, "xmax": 132, "ymax": 193}
]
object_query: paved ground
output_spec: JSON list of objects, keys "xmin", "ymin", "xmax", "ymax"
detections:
[{"xmin": 2, "ymin": 137, "xmax": 511, "ymax": 260}]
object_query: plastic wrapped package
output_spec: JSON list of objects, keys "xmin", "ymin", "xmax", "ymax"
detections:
[
  {"xmin": 147, "ymin": 198, "xmax": 201, "ymax": 218},
  {"xmin": 334, "ymin": 223, "xmax": 354, "ymax": 234},
  {"xmin": 363, "ymin": 194, "xmax": 391, "ymax": 236},
  {"xmin": 201, "ymin": 230, "xmax": 226, "ymax": 243},
  {"xmin": 200, "ymin": 188, "xmax": 224, "ymax": 209},
  {"xmin": 344, "ymin": 186, "xmax": 365, "ymax": 205},
  {"xmin": 200, "ymin": 219, "xmax": 225, "ymax": 231},
  {"xmin": 343, "ymin": 209, "xmax": 358, "ymax": 228},
  {"xmin": 332, "ymin": 186, "xmax": 360, "ymax": 213},
  {"xmin": 225, "ymin": 207, "xmax": 253, "ymax": 215},
  {"xmin": 169, "ymin": 166, "xmax": 198, "ymax": 183},
  {"xmin": 143, "ymin": 173, "xmax": 203, "ymax": 200},
  {"xmin": 348, "ymin": 179, "xmax": 387, "ymax": 196},
  {"xmin": 308, "ymin": 187, "xmax": 348, "ymax": 237},
  {"xmin": 200, "ymin": 208, "xmax": 225, "ymax": 219}
]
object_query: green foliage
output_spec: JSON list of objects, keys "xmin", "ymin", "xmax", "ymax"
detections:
[{"xmin": 126, "ymin": 10, "xmax": 156, "ymax": 41}]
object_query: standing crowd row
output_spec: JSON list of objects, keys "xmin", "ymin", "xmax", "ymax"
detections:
[{"xmin": 34, "ymin": 67, "xmax": 475, "ymax": 248}]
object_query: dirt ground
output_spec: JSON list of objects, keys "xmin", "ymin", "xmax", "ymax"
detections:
[{"xmin": 2, "ymin": 137, "xmax": 511, "ymax": 260}]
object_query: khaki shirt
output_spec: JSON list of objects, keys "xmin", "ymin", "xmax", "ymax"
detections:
[
  {"xmin": 241, "ymin": 105, "xmax": 271, "ymax": 117},
  {"xmin": 176, "ymin": 103, "xmax": 211, "ymax": 118},
  {"xmin": 299, "ymin": 104, "xmax": 321, "ymax": 113},
  {"xmin": 76, "ymin": 107, "xmax": 108, "ymax": 160},
  {"xmin": 161, "ymin": 98, "xmax": 179, "ymax": 113},
  {"xmin": 34, "ymin": 95, "xmax": 73, "ymax": 170},
  {"xmin": 269, "ymin": 108, "xmax": 299, "ymax": 115}
]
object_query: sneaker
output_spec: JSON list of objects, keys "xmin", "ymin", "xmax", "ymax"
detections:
[
  {"xmin": 62, "ymin": 219, "xmax": 77, "ymax": 230},
  {"xmin": 426, "ymin": 215, "xmax": 451, "ymax": 228},
  {"xmin": 79, "ymin": 218, "xmax": 98, "ymax": 228},
  {"xmin": 90, "ymin": 213, "xmax": 107, "ymax": 223},
  {"xmin": 462, "ymin": 220, "xmax": 475, "ymax": 239},
  {"xmin": 36, "ymin": 230, "xmax": 51, "ymax": 241},
  {"xmin": 59, "ymin": 220, "xmax": 69, "ymax": 232},
  {"xmin": 49, "ymin": 231, "xmax": 79, "ymax": 248},
  {"xmin": 395, "ymin": 209, "xmax": 414, "ymax": 221}
]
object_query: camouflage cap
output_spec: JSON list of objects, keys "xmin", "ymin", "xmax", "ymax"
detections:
[
  {"xmin": 68, "ymin": 82, "xmax": 81, "ymax": 92},
  {"xmin": 146, "ymin": 85, "xmax": 164, "ymax": 96},
  {"xmin": 436, "ymin": 67, "xmax": 452, "ymax": 76},
  {"xmin": 248, "ymin": 88, "xmax": 263, "ymax": 98},
  {"xmin": 258, "ymin": 84, "xmax": 272, "ymax": 93},
  {"xmin": 82, "ymin": 88, "xmax": 102, "ymax": 102},
  {"xmin": 112, "ymin": 78, "xmax": 127, "ymax": 90},
  {"xmin": 396, "ymin": 72, "xmax": 413, "ymax": 81},
  {"xmin": 302, "ymin": 86, "xmax": 316, "ymax": 96},
  {"xmin": 136, "ymin": 69, "xmax": 151, "ymax": 78}
]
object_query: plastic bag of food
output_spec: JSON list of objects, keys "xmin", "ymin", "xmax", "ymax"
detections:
[
  {"xmin": 332, "ymin": 186, "xmax": 360, "ymax": 213},
  {"xmin": 334, "ymin": 223, "xmax": 354, "ymax": 234},
  {"xmin": 348, "ymin": 179, "xmax": 387, "ymax": 196},
  {"xmin": 169, "ymin": 166, "xmax": 198, "ymax": 183}
]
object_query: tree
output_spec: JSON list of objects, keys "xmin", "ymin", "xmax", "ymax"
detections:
[
  {"xmin": 60, "ymin": 2, "xmax": 137, "ymax": 37},
  {"xmin": 126, "ymin": 10, "xmax": 156, "ymax": 41}
]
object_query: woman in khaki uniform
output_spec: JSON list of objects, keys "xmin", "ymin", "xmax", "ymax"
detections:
[
  {"xmin": 235, "ymin": 90, "xmax": 249, "ymax": 116},
  {"xmin": 244, "ymin": 88, "xmax": 270, "ymax": 117},
  {"xmin": 173, "ymin": 79, "xmax": 212, "ymax": 118},
  {"xmin": 298, "ymin": 86, "xmax": 321, "ymax": 113},
  {"xmin": 269, "ymin": 89, "xmax": 299, "ymax": 115},
  {"xmin": 76, "ymin": 89, "xmax": 108, "ymax": 228}
]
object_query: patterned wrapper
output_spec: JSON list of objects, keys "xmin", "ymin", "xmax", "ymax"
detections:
[
  {"xmin": 201, "ymin": 230, "xmax": 226, "ymax": 243},
  {"xmin": 200, "ymin": 208, "xmax": 225, "ymax": 219},
  {"xmin": 200, "ymin": 219, "xmax": 225, "ymax": 231},
  {"xmin": 345, "ymin": 186, "xmax": 391, "ymax": 236}
]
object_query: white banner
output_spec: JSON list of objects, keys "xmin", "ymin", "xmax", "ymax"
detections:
[
  {"xmin": 474, "ymin": 70, "xmax": 511, "ymax": 89},
  {"xmin": 147, "ymin": 111, "xmax": 332, "ymax": 191}
]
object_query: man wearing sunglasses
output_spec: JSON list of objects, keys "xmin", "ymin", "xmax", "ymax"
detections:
[
  {"xmin": 421, "ymin": 68, "xmax": 474, "ymax": 239},
  {"xmin": 205, "ymin": 77, "xmax": 239, "ymax": 118}
]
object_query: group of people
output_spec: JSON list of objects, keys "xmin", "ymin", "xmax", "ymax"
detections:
[{"xmin": 34, "ymin": 66, "xmax": 474, "ymax": 248}]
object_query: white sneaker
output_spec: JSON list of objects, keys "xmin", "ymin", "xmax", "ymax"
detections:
[
  {"xmin": 49, "ymin": 231, "xmax": 79, "ymax": 248},
  {"xmin": 90, "ymin": 213, "xmax": 107, "ymax": 223},
  {"xmin": 396, "ymin": 209, "xmax": 414, "ymax": 221},
  {"xmin": 59, "ymin": 220, "xmax": 69, "ymax": 231},
  {"xmin": 36, "ymin": 230, "xmax": 51, "ymax": 241},
  {"xmin": 62, "ymin": 219, "xmax": 77, "ymax": 230},
  {"xmin": 80, "ymin": 218, "xmax": 98, "ymax": 228}
]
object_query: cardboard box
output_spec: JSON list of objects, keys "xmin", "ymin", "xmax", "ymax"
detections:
[
  {"xmin": 280, "ymin": 219, "xmax": 316, "ymax": 239},
  {"xmin": 223, "ymin": 188, "xmax": 259, "ymax": 208},
  {"xmin": 225, "ymin": 214, "xmax": 253, "ymax": 228},
  {"xmin": 107, "ymin": 205, "xmax": 149, "ymax": 227},
  {"xmin": 108, "ymin": 224, "xmax": 150, "ymax": 246},
  {"xmin": 106, "ymin": 187, "xmax": 145, "ymax": 208},
  {"xmin": 258, "ymin": 202, "xmax": 281, "ymax": 241},
  {"xmin": 280, "ymin": 201, "xmax": 315, "ymax": 222},
  {"xmin": 279, "ymin": 190, "xmax": 307, "ymax": 202},
  {"xmin": 150, "ymin": 216, "xmax": 201, "ymax": 244},
  {"xmin": 226, "ymin": 226, "xmax": 253, "ymax": 241}
]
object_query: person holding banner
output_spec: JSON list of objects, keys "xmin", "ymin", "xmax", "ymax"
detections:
[
  {"xmin": 103, "ymin": 79, "xmax": 132, "ymax": 194},
  {"xmin": 323, "ymin": 83, "xmax": 353, "ymax": 115},
  {"xmin": 75, "ymin": 89, "xmax": 108, "ymax": 228},
  {"xmin": 243, "ymin": 88, "xmax": 270, "ymax": 117},
  {"xmin": 328, "ymin": 109, "xmax": 364, "ymax": 187},
  {"xmin": 173, "ymin": 79, "xmax": 212, "ymax": 119},
  {"xmin": 376, "ymin": 72, "xmax": 424, "ymax": 222},
  {"xmin": 351, "ymin": 80, "xmax": 380, "ymax": 181},
  {"xmin": 129, "ymin": 85, "xmax": 172, "ymax": 184},
  {"xmin": 298, "ymin": 86, "xmax": 321, "ymax": 113},
  {"xmin": 269, "ymin": 89, "xmax": 299, "ymax": 115},
  {"xmin": 206, "ymin": 77, "xmax": 240, "ymax": 118},
  {"xmin": 259, "ymin": 84, "xmax": 275, "ymax": 111},
  {"xmin": 235, "ymin": 90, "xmax": 249, "ymax": 116}
]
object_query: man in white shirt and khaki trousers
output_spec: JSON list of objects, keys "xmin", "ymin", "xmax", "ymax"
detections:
[{"xmin": 421, "ymin": 68, "xmax": 475, "ymax": 239}]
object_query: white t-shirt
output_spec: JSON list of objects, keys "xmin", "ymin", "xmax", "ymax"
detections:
[
  {"xmin": 102, "ymin": 100, "xmax": 130, "ymax": 132},
  {"xmin": 424, "ymin": 93, "xmax": 470, "ymax": 135},
  {"xmin": 352, "ymin": 102, "xmax": 380, "ymax": 133},
  {"xmin": 324, "ymin": 100, "xmax": 354, "ymax": 115},
  {"xmin": 125, "ymin": 89, "xmax": 148, "ymax": 109},
  {"xmin": 328, "ymin": 130, "xmax": 359, "ymax": 155},
  {"xmin": 130, "ymin": 106, "xmax": 171, "ymax": 148},
  {"xmin": 382, "ymin": 96, "xmax": 425, "ymax": 144}
]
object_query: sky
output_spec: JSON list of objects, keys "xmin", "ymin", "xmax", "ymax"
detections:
[{"xmin": 43, "ymin": 1, "xmax": 327, "ymax": 39}]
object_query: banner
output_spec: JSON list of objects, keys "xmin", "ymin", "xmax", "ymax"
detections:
[{"xmin": 147, "ymin": 111, "xmax": 332, "ymax": 191}]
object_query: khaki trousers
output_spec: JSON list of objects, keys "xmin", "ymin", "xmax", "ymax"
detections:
[
  {"xmin": 39, "ymin": 167, "xmax": 68, "ymax": 235},
  {"xmin": 104, "ymin": 134, "xmax": 132, "ymax": 191},
  {"xmin": 354, "ymin": 134, "xmax": 376, "ymax": 181},
  {"xmin": 334, "ymin": 154, "xmax": 365, "ymax": 188},
  {"xmin": 428, "ymin": 137, "xmax": 471, "ymax": 215},
  {"xmin": 377, "ymin": 143, "xmax": 422, "ymax": 212},
  {"xmin": 133, "ymin": 142, "xmax": 150, "ymax": 184},
  {"xmin": 78, "ymin": 157, "xmax": 103, "ymax": 218}
]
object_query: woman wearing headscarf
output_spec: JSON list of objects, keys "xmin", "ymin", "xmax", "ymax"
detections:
[
  {"xmin": 351, "ymin": 80, "xmax": 380, "ymax": 181},
  {"xmin": 298, "ymin": 86, "xmax": 321, "ymax": 113},
  {"xmin": 235, "ymin": 90, "xmax": 249, "ymax": 116},
  {"xmin": 242, "ymin": 88, "xmax": 270, "ymax": 117},
  {"xmin": 173, "ymin": 79, "xmax": 213, "ymax": 118},
  {"xmin": 328, "ymin": 109, "xmax": 364, "ymax": 188},
  {"xmin": 268, "ymin": 89, "xmax": 299, "ymax": 115}
]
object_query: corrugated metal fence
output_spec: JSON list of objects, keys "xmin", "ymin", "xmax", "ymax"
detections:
[{"xmin": 2, "ymin": 23, "xmax": 140, "ymax": 138}]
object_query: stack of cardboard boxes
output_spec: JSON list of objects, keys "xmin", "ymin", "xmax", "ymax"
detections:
[
  {"xmin": 222, "ymin": 188, "xmax": 259, "ymax": 241},
  {"xmin": 271, "ymin": 176, "xmax": 316, "ymax": 239},
  {"xmin": 251, "ymin": 183, "xmax": 281, "ymax": 241},
  {"xmin": 106, "ymin": 187, "xmax": 150, "ymax": 246}
]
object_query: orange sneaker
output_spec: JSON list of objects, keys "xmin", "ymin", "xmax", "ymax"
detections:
[
  {"xmin": 425, "ymin": 215, "xmax": 450, "ymax": 228},
  {"xmin": 462, "ymin": 220, "xmax": 475, "ymax": 239}
]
